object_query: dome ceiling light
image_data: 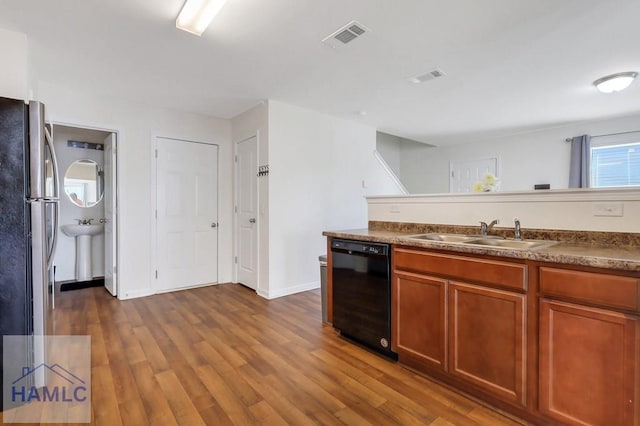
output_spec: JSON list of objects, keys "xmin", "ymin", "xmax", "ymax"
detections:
[{"xmin": 593, "ymin": 72, "xmax": 637, "ymax": 93}]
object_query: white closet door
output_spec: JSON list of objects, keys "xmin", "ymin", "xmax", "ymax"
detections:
[
  {"xmin": 156, "ymin": 138, "xmax": 218, "ymax": 292},
  {"xmin": 236, "ymin": 136, "xmax": 258, "ymax": 290}
]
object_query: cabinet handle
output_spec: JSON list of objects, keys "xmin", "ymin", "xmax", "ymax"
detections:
[{"xmin": 249, "ymin": 218, "xmax": 256, "ymax": 223}]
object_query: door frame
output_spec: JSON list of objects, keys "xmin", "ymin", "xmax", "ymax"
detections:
[
  {"xmin": 151, "ymin": 135, "xmax": 220, "ymax": 294},
  {"xmin": 233, "ymin": 133, "xmax": 260, "ymax": 289},
  {"xmin": 50, "ymin": 120, "xmax": 120, "ymax": 297}
]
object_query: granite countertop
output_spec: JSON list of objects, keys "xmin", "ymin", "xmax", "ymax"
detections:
[{"xmin": 323, "ymin": 228, "xmax": 640, "ymax": 272}]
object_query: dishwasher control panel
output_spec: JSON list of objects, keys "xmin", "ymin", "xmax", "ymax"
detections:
[{"xmin": 331, "ymin": 239, "xmax": 389, "ymax": 256}]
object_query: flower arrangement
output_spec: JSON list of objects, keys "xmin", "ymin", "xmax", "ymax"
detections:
[{"xmin": 473, "ymin": 173, "xmax": 500, "ymax": 192}]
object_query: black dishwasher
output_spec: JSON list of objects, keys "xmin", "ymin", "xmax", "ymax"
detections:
[{"xmin": 331, "ymin": 238, "xmax": 396, "ymax": 360}]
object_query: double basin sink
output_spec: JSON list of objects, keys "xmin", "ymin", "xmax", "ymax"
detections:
[{"xmin": 405, "ymin": 233, "xmax": 558, "ymax": 250}]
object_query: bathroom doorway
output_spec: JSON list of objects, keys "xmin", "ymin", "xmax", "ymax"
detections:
[{"xmin": 51, "ymin": 124, "xmax": 119, "ymax": 297}]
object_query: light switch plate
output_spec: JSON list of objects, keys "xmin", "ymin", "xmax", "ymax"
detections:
[
  {"xmin": 389, "ymin": 204, "xmax": 400, "ymax": 213},
  {"xmin": 592, "ymin": 203, "xmax": 624, "ymax": 217}
]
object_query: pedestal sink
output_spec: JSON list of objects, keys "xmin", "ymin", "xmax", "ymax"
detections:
[{"xmin": 61, "ymin": 224, "xmax": 104, "ymax": 282}]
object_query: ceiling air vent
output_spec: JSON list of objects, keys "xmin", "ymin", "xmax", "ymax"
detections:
[
  {"xmin": 322, "ymin": 21, "xmax": 370, "ymax": 49},
  {"xmin": 410, "ymin": 68, "xmax": 447, "ymax": 84}
]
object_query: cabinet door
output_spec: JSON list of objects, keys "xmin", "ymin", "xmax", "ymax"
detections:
[
  {"xmin": 540, "ymin": 299, "xmax": 638, "ymax": 426},
  {"xmin": 394, "ymin": 272, "xmax": 447, "ymax": 371},
  {"xmin": 448, "ymin": 282, "xmax": 526, "ymax": 405}
]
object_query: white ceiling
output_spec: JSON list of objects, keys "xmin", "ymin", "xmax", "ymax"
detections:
[{"xmin": 1, "ymin": 0, "xmax": 639, "ymax": 145}]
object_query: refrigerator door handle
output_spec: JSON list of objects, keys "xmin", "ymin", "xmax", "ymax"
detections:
[
  {"xmin": 44, "ymin": 124, "xmax": 60, "ymax": 199},
  {"xmin": 46, "ymin": 200, "xmax": 59, "ymax": 271},
  {"xmin": 44, "ymin": 124, "xmax": 60, "ymax": 271}
]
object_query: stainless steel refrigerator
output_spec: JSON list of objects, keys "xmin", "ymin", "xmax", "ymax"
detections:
[{"xmin": 0, "ymin": 96, "xmax": 59, "ymax": 406}]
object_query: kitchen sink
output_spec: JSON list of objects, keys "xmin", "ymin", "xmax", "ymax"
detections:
[
  {"xmin": 463, "ymin": 238, "xmax": 557, "ymax": 250},
  {"xmin": 405, "ymin": 233, "xmax": 557, "ymax": 250},
  {"xmin": 406, "ymin": 233, "xmax": 503, "ymax": 243}
]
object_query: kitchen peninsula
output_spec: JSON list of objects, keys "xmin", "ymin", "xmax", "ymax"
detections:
[{"xmin": 324, "ymin": 189, "xmax": 640, "ymax": 426}]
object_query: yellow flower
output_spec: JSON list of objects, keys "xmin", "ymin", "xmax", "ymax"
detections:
[
  {"xmin": 483, "ymin": 173, "xmax": 497, "ymax": 184},
  {"xmin": 472, "ymin": 182, "xmax": 484, "ymax": 192}
]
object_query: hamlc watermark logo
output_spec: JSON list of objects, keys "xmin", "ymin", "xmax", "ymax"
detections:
[{"xmin": 3, "ymin": 336, "xmax": 91, "ymax": 423}]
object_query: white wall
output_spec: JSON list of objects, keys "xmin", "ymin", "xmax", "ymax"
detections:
[
  {"xmin": 36, "ymin": 81, "xmax": 232, "ymax": 299},
  {"xmin": 0, "ymin": 28, "xmax": 28, "ymax": 100},
  {"xmin": 53, "ymin": 128, "xmax": 107, "ymax": 281},
  {"xmin": 399, "ymin": 112, "xmax": 640, "ymax": 193},
  {"xmin": 266, "ymin": 101, "xmax": 400, "ymax": 298},
  {"xmin": 400, "ymin": 142, "xmax": 447, "ymax": 193},
  {"xmin": 231, "ymin": 101, "xmax": 401, "ymax": 299},
  {"xmin": 368, "ymin": 188, "xmax": 640, "ymax": 233},
  {"xmin": 375, "ymin": 132, "xmax": 402, "ymax": 177}
]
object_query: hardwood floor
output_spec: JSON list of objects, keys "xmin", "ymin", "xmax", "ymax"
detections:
[{"xmin": 2, "ymin": 284, "xmax": 523, "ymax": 425}]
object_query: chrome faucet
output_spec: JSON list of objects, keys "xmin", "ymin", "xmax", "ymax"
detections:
[
  {"xmin": 76, "ymin": 218, "xmax": 94, "ymax": 225},
  {"xmin": 514, "ymin": 217, "xmax": 522, "ymax": 240},
  {"xmin": 480, "ymin": 219, "xmax": 499, "ymax": 236}
]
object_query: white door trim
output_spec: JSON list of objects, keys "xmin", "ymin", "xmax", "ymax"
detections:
[
  {"xmin": 104, "ymin": 133, "xmax": 117, "ymax": 296},
  {"xmin": 152, "ymin": 135, "xmax": 220, "ymax": 294}
]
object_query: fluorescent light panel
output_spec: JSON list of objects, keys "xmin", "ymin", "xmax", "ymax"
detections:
[{"xmin": 176, "ymin": 0, "xmax": 228, "ymax": 36}]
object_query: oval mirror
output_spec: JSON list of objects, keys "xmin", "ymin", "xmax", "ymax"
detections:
[{"xmin": 64, "ymin": 159, "xmax": 104, "ymax": 208}]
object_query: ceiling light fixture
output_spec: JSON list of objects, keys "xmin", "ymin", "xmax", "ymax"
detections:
[
  {"xmin": 593, "ymin": 71, "xmax": 637, "ymax": 93},
  {"xmin": 176, "ymin": 0, "xmax": 228, "ymax": 36}
]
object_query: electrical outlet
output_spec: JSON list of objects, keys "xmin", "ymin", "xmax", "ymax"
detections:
[
  {"xmin": 592, "ymin": 203, "xmax": 624, "ymax": 217},
  {"xmin": 389, "ymin": 204, "xmax": 400, "ymax": 213}
]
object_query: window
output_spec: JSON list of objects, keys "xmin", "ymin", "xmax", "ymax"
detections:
[{"xmin": 590, "ymin": 133, "xmax": 640, "ymax": 188}]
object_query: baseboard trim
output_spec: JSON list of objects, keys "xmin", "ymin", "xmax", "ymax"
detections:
[
  {"xmin": 118, "ymin": 288, "xmax": 155, "ymax": 300},
  {"xmin": 259, "ymin": 281, "xmax": 320, "ymax": 300}
]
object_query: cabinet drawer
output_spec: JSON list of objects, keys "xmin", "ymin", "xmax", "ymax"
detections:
[
  {"xmin": 394, "ymin": 248, "xmax": 527, "ymax": 291},
  {"xmin": 540, "ymin": 267, "xmax": 640, "ymax": 312}
]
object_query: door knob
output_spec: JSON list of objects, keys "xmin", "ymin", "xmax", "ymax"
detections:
[
  {"xmin": 249, "ymin": 218, "xmax": 256, "ymax": 223},
  {"xmin": 211, "ymin": 222, "xmax": 218, "ymax": 228}
]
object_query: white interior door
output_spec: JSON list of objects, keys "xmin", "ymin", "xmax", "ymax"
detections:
[
  {"xmin": 103, "ymin": 133, "xmax": 117, "ymax": 296},
  {"xmin": 156, "ymin": 138, "xmax": 218, "ymax": 292},
  {"xmin": 235, "ymin": 137, "xmax": 258, "ymax": 290},
  {"xmin": 450, "ymin": 157, "xmax": 498, "ymax": 193}
]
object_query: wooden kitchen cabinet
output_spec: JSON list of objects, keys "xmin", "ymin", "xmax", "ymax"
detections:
[
  {"xmin": 391, "ymin": 245, "xmax": 640, "ymax": 424},
  {"xmin": 393, "ymin": 247, "xmax": 528, "ymax": 407},
  {"xmin": 539, "ymin": 299, "xmax": 639, "ymax": 426},
  {"xmin": 393, "ymin": 271, "xmax": 447, "ymax": 371},
  {"xmin": 539, "ymin": 266, "xmax": 640, "ymax": 425},
  {"xmin": 448, "ymin": 282, "xmax": 526, "ymax": 406}
]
